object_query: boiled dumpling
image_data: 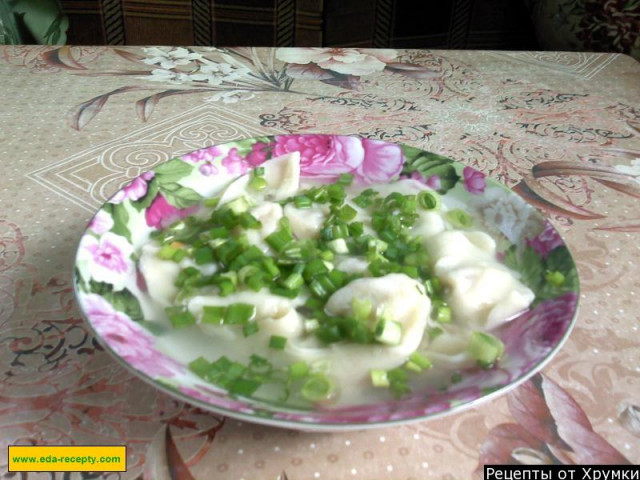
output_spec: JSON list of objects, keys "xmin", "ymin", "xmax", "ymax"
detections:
[
  {"xmin": 138, "ymin": 243, "xmax": 181, "ymax": 307},
  {"xmin": 442, "ymin": 265, "xmax": 535, "ymax": 329},
  {"xmin": 325, "ymin": 273, "xmax": 431, "ymax": 355},
  {"xmin": 262, "ymin": 151, "xmax": 301, "ymax": 201},
  {"xmin": 427, "ymin": 230, "xmax": 497, "ymax": 275},
  {"xmin": 245, "ymin": 202, "xmax": 284, "ymax": 251},
  {"xmin": 283, "ymin": 203, "xmax": 328, "ymax": 240}
]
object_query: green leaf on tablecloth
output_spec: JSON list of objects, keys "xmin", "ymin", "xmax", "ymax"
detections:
[
  {"xmin": 154, "ymin": 158, "xmax": 194, "ymax": 183},
  {"xmin": 103, "ymin": 202, "xmax": 132, "ymax": 242},
  {"xmin": 160, "ymin": 182, "xmax": 203, "ymax": 209},
  {"xmin": 402, "ymin": 151, "xmax": 461, "ymax": 193},
  {"xmin": 131, "ymin": 177, "xmax": 159, "ymax": 211}
]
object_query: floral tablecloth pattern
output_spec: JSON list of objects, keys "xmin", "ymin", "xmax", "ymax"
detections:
[{"xmin": 1, "ymin": 46, "xmax": 638, "ymax": 479}]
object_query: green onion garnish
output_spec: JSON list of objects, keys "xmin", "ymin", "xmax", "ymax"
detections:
[
  {"xmin": 468, "ymin": 331, "xmax": 505, "ymax": 367},
  {"xmin": 301, "ymin": 374, "xmax": 335, "ymax": 402},
  {"xmin": 432, "ymin": 300, "xmax": 452, "ymax": 323},
  {"xmin": 417, "ymin": 191, "xmax": 441, "ymax": 210},
  {"xmin": 294, "ymin": 195, "xmax": 312, "ymax": 209},
  {"xmin": 269, "ymin": 335, "xmax": 288, "ymax": 350},
  {"xmin": 370, "ymin": 369, "xmax": 390, "ymax": 388},
  {"xmin": 225, "ymin": 303, "xmax": 256, "ymax": 325},
  {"xmin": 166, "ymin": 307, "xmax": 196, "ymax": 328},
  {"xmin": 265, "ymin": 228, "xmax": 293, "ymax": 253},
  {"xmin": 374, "ymin": 319, "xmax": 403, "ymax": 345},
  {"xmin": 201, "ymin": 305, "xmax": 226, "ymax": 324},
  {"xmin": 445, "ymin": 208, "xmax": 473, "ymax": 228}
]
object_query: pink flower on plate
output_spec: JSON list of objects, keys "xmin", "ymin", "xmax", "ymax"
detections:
[
  {"xmin": 276, "ymin": 48, "xmax": 398, "ymax": 76},
  {"xmin": 111, "ymin": 171, "xmax": 155, "ymax": 203},
  {"xmin": 182, "ymin": 146, "xmax": 223, "ymax": 176},
  {"xmin": 145, "ymin": 194, "xmax": 197, "ymax": 230},
  {"xmin": 81, "ymin": 293, "xmax": 183, "ymax": 378},
  {"xmin": 273, "ymin": 134, "xmax": 403, "ymax": 183},
  {"xmin": 246, "ymin": 142, "xmax": 270, "ymax": 167},
  {"xmin": 221, "ymin": 147, "xmax": 250, "ymax": 175},
  {"xmin": 463, "ymin": 166, "xmax": 486, "ymax": 195},
  {"xmin": 527, "ymin": 221, "xmax": 564, "ymax": 259},
  {"xmin": 89, "ymin": 210, "xmax": 114, "ymax": 235},
  {"xmin": 405, "ymin": 171, "xmax": 442, "ymax": 190},
  {"xmin": 77, "ymin": 232, "xmax": 134, "ymax": 291}
]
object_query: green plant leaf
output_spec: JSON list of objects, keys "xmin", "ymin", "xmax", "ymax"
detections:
[
  {"xmin": 130, "ymin": 177, "xmax": 159, "ymax": 211},
  {"xmin": 160, "ymin": 183, "xmax": 203, "ymax": 209},
  {"xmin": 503, "ymin": 244, "xmax": 545, "ymax": 295},
  {"xmin": 402, "ymin": 152, "xmax": 461, "ymax": 193},
  {"xmin": 154, "ymin": 158, "xmax": 194, "ymax": 183},
  {"xmin": 104, "ymin": 202, "xmax": 132, "ymax": 242}
]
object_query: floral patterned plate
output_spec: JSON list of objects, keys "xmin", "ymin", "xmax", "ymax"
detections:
[{"xmin": 73, "ymin": 134, "xmax": 579, "ymax": 431}]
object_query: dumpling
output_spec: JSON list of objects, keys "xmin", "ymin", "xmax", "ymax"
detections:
[
  {"xmin": 427, "ymin": 230, "xmax": 534, "ymax": 329},
  {"xmin": 188, "ymin": 291, "xmax": 305, "ymax": 340},
  {"xmin": 325, "ymin": 273, "xmax": 431, "ymax": 355},
  {"xmin": 442, "ymin": 266, "xmax": 534, "ymax": 329},
  {"xmin": 283, "ymin": 203, "xmax": 328, "ymax": 240},
  {"xmin": 413, "ymin": 210, "xmax": 446, "ymax": 240},
  {"xmin": 262, "ymin": 151, "xmax": 301, "ymax": 201},
  {"xmin": 245, "ymin": 202, "xmax": 284, "ymax": 251},
  {"xmin": 138, "ymin": 243, "xmax": 181, "ymax": 307}
]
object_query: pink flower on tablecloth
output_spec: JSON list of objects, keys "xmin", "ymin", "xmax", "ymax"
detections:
[
  {"xmin": 405, "ymin": 170, "xmax": 442, "ymax": 190},
  {"xmin": 276, "ymin": 48, "xmax": 398, "ymax": 76},
  {"xmin": 89, "ymin": 210, "xmax": 114, "ymax": 235},
  {"xmin": 273, "ymin": 134, "xmax": 403, "ymax": 183},
  {"xmin": 222, "ymin": 147, "xmax": 250, "ymax": 175},
  {"xmin": 527, "ymin": 221, "xmax": 564, "ymax": 259},
  {"xmin": 145, "ymin": 194, "xmax": 197, "ymax": 230},
  {"xmin": 463, "ymin": 166, "xmax": 486, "ymax": 195},
  {"xmin": 81, "ymin": 293, "xmax": 183, "ymax": 378},
  {"xmin": 111, "ymin": 171, "xmax": 155, "ymax": 203},
  {"xmin": 246, "ymin": 142, "xmax": 270, "ymax": 167},
  {"xmin": 77, "ymin": 232, "xmax": 134, "ymax": 290}
]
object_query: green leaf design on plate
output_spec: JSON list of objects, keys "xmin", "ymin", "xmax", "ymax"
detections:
[
  {"xmin": 104, "ymin": 202, "xmax": 131, "ymax": 242},
  {"xmin": 160, "ymin": 182, "xmax": 203, "ymax": 209},
  {"xmin": 89, "ymin": 280, "xmax": 144, "ymax": 322},
  {"xmin": 401, "ymin": 151, "xmax": 461, "ymax": 193},
  {"xmin": 130, "ymin": 177, "xmax": 159, "ymax": 211},
  {"xmin": 503, "ymin": 244, "xmax": 578, "ymax": 303},
  {"xmin": 154, "ymin": 158, "xmax": 194, "ymax": 183}
]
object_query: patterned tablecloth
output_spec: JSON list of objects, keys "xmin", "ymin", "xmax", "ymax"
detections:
[{"xmin": 1, "ymin": 46, "xmax": 639, "ymax": 479}]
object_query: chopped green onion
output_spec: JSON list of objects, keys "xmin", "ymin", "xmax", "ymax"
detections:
[
  {"xmin": 265, "ymin": 228, "xmax": 293, "ymax": 253},
  {"xmin": 172, "ymin": 249, "xmax": 188, "ymax": 262},
  {"xmin": 294, "ymin": 195, "xmax": 312, "ymax": 209},
  {"xmin": 209, "ymin": 226, "xmax": 229, "ymax": 239},
  {"xmin": 370, "ymin": 369, "xmax": 390, "ymax": 388},
  {"xmin": 201, "ymin": 305, "xmax": 226, "ymax": 324},
  {"xmin": 253, "ymin": 166, "xmax": 265, "ymax": 176},
  {"xmin": 193, "ymin": 246, "xmax": 215, "ymax": 265},
  {"xmin": 417, "ymin": 191, "xmax": 441, "ymax": 210},
  {"xmin": 301, "ymin": 374, "xmax": 335, "ymax": 402},
  {"xmin": 238, "ymin": 212, "xmax": 262, "ymax": 229},
  {"xmin": 409, "ymin": 351, "xmax": 432, "ymax": 370},
  {"xmin": 242, "ymin": 322, "xmax": 260, "ymax": 337},
  {"xmin": 166, "ymin": 307, "xmax": 196, "ymax": 328},
  {"xmin": 281, "ymin": 272, "xmax": 304, "ymax": 290},
  {"xmin": 545, "ymin": 270, "xmax": 565, "ymax": 287},
  {"xmin": 204, "ymin": 196, "xmax": 221, "ymax": 208},
  {"xmin": 261, "ymin": 257, "xmax": 280, "ymax": 279},
  {"xmin": 229, "ymin": 378, "xmax": 261, "ymax": 396},
  {"xmin": 288, "ymin": 361, "xmax": 309, "ymax": 380},
  {"xmin": 428, "ymin": 326, "xmax": 444, "ymax": 340},
  {"xmin": 269, "ymin": 285, "xmax": 300, "ymax": 298},
  {"xmin": 188, "ymin": 356, "xmax": 211, "ymax": 377},
  {"xmin": 269, "ymin": 335, "xmax": 288, "ymax": 350},
  {"xmin": 226, "ymin": 196, "xmax": 250, "ymax": 214},
  {"xmin": 225, "ymin": 303, "xmax": 256, "ymax": 325},
  {"xmin": 374, "ymin": 319, "xmax": 403, "ymax": 345},
  {"xmin": 249, "ymin": 176, "xmax": 268, "ymax": 191},
  {"xmin": 158, "ymin": 243, "xmax": 181, "ymax": 260},
  {"xmin": 468, "ymin": 331, "xmax": 505, "ymax": 367},
  {"xmin": 445, "ymin": 208, "xmax": 473, "ymax": 229},
  {"xmin": 327, "ymin": 238, "xmax": 349, "ymax": 254},
  {"xmin": 432, "ymin": 301, "xmax": 452, "ymax": 324},
  {"xmin": 352, "ymin": 297, "xmax": 372, "ymax": 322},
  {"xmin": 337, "ymin": 173, "xmax": 354, "ymax": 186}
]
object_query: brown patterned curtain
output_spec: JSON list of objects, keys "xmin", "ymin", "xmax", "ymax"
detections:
[{"xmin": 61, "ymin": 0, "xmax": 538, "ymax": 49}]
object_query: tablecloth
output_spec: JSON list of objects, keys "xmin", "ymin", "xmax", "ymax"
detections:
[{"xmin": 1, "ymin": 46, "xmax": 638, "ymax": 479}]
